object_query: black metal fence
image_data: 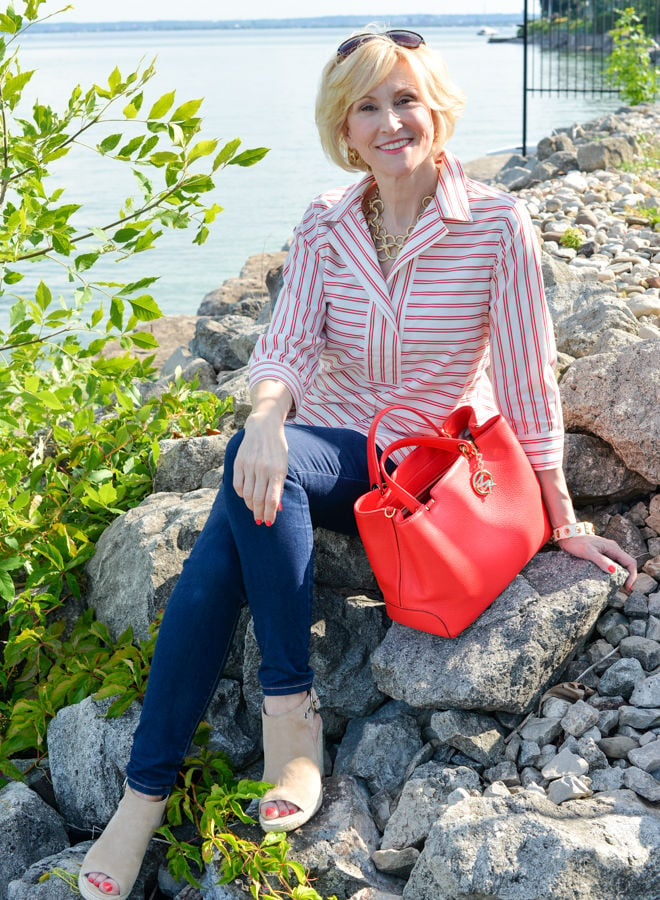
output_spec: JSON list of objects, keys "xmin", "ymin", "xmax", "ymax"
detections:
[{"xmin": 522, "ymin": 0, "xmax": 660, "ymax": 152}]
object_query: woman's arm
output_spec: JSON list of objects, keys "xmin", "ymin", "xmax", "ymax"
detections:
[
  {"xmin": 536, "ymin": 466, "xmax": 637, "ymax": 591},
  {"xmin": 232, "ymin": 379, "xmax": 293, "ymax": 527}
]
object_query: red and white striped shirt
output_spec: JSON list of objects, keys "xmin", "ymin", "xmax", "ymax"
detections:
[{"xmin": 250, "ymin": 151, "xmax": 564, "ymax": 470}]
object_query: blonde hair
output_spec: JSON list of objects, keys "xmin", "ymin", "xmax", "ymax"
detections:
[{"xmin": 315, "ymin": 32, "xmax": 466, "ymax": 173}]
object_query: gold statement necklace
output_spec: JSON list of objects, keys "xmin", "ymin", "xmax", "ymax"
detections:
[{"xmin": 365, "ymin": 187, "xmax": 435, "ymax": 262}]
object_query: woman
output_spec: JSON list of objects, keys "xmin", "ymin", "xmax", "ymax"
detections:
[{"xmin": 79, "ymin": 29, "xmax": 637, "ymax": 900}]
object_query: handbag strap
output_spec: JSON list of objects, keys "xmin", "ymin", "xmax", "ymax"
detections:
[
  {"xmin": 377, "ymin": 433, "xmax": 469, "ymax": 513},
  {"xmin": 366, "ymin": 404, "xmax": 451, "ymax": 489}
]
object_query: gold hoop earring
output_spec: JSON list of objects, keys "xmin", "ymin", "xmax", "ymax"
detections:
[{"xmin": 347, "ymin": 148, "xmax": 361, "ymax": 167}]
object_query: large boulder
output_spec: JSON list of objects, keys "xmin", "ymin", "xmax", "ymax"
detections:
[
  {"xmin": 371, "ymin": 553, "xmax": 623, "ymax": 713},
  {"xmin": 555, "ymin": 298, "xmax": 639, "ymax": 358},
  {"xmin": 189, "ymin": 315, "xmax": 266, "ymax": 372},
  {"xmin": 0, "ymin": 782, "xmax": 69, "ymax": 897},
  {"xmin": 561, "ymin": 340, "xmax": 660, "ymax": 484},
  {"xmin": 563, "ymin": 433, "xmax": 656, "ymax": 504},
  {"xmin": 153, "ymin": 432, "xmax": 232, "ymax": 493},
  {"xmin": 86, "ymin": 488, "xmax": 215, "ymax": 640},
  {"xmin": 47, "ymin": 696, "xmax": 140, "ymax": 829},
  {"xmin": 403, "ymin": 789, "xmax": 660, "ymax": 900}
]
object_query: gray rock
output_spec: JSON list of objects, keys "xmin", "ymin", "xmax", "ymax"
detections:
[
  {"xmin": 597, "ymin": 708, "xmax": 620, "ymax": 736},
  {"xmin": 630, "ymin": 673, "xmax": 660, "ymax": 708},
  {"xmin": 48, "ymin": 696, "xmax": 140, "ymax": 829},
  {"xmin": 428, "ymin": 710, "xmax": 505, "ymax": 766},
  {"xmin": 547, "ymin": 775, "xmax": 593, "ymax": 804},
  {"xmin": 483, "ymin": 760, "xmax": 519, "ymax": 785},
  {"xmin": 544, "ymin": 281, "xmax": 617, "ymax": 324},
  {"xmin": 205, "ymin": 678, "xmax": 259, "ymax": 768},
  {"xmin": 520, "ymin": 716, "xmax": 564, "ymax": 746},
  {"xmin": 334, "ymin": 714, "xmax": 423, "ymax": 796},
  {"xmin": 590, "ymin": 766, "xmax": 625, "ymax": 792},
  {"xmin": 402, "ymin": 790, "xmax": 660, "ymax": 900},
  {"xmin": 623, "ymin": 766, "xmax": 660, "ymax": 802},
  {"xmin": 604, "ymin": 515, "xmax": 649, "ymax": 562},
  {"xmin": 628, "ymin": 738, "xmax": 660, "ymax": 772},
  {"xmin": 598, "ymin": 657, "xmax": 645, "ymax": 698},
  {"xmin": 577, "ymin": 137, "xmax": 634, "ymax": 171},
  {"xmin": 598, "ymin": 736, "xmax": 639, "ymax": 759},
  {"xmin": 372, "ymin": 847, "xmax": 420, "ymax": 877},
  {"xmin": 286, "ymin": 775, "xmax": 402, "ymax": 900},
  {"xmin": 556, "ymin": 299, "xmax": 639, "ymax": 358},
  {"xmin": 620, "ymin": 635, "xmax": 660, "ymax": 670},
  {"xmin": 380, "ymin": 763, "xmax": 480, "ymax": 851},
  {"xmin": 214, "ymin": 366, "xmax": 252, "ymax": 429},
  {"xmin": 519, "ymin": 739, "xmax": 541, "ymax": 767},
  {"xmin": 541, "ymin": 253, "xmax": 580, "ymax": 287},
  {"xmin": 372, "ymin": 554, "xmax": 621, "ymax": 713},
  {"xmin": 313, "ymin": 529, "xmax": 379, "ymax": 593},
  {"xmin": 153, "ymin": 433, "xmax": 231, "ymax": 493},
  {"xmin": 541, "ymin": 747, "xmax": 588, "ymax": 779},
  {"xmin": 6, "ymin": 841, "xmax": 161, "ymax": 900},
  {"xmin": 347, "ymin": 891, "xmax": 403, "ymax": 900},
  {"xmin": 576, "ymin": 736, "xmax": 609, "ymax": 770},
  {"xmin": 498, "ymin": 166, "xmax": 534, "ymax": 190},
  {"xmin": 560, "ymin": 699, "xmax": 600, "ymax": 736},
  {"xmin": 596, "ymin": 609, "xmax": 630, "ymax": 646},
  {"xmin": 86, "ymin": 488, "xmax": 215, "ymax": 640},
  {"xmin": 618, "ymin": 705, "xmax": 660, "ymax": 730},
  {"xmin": 242, "ymin": 589, "xmax": 388, "ymax": 735},
  {"xmin": 561, "ymin": 340, "xmax": 660, "ymax": 484},
  {"xmin": 190, "ymin": 314, "xmax": 266, "ymax": 371},
  {"xmin": 537, "ymin": 133, "xmax": 576, "ymax": 160},
  {"xmin": 0, "ymin": 783, "xmax": 69, "ymax": 898},
  {"xmin": 563, "ymin": 433, "xmax": 655, "ymax": 504}
]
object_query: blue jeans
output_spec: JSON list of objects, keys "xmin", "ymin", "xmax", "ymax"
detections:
[{"xmin": 126, "ymin": 424, "xmax": 379, "ymax": 796}]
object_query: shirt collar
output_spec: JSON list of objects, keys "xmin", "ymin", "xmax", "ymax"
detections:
[{"xmin": 318, "ymin": 149, "xmax": 473, "ymax": 227}]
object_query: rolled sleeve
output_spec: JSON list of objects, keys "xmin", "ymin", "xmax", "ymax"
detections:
[
  {"xmin": 249, "ymin": 216, "xmax": 326, "ymax": 413},
  {"xmin": 489, "ymin": 201, "xmax": 564, "ymax": 470}
]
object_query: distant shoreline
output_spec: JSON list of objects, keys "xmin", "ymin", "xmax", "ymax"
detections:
[{"xmin": 30, "ymin": 14, "xmax": 522, "ymax": 33}]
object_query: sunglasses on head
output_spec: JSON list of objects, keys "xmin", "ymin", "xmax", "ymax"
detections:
[{"xmin": 336, "ymin": 29, "xmax": 425, "ymax": 60}]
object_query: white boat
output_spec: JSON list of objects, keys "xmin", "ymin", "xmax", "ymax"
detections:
[{"xmin": 477, "ymin": 27, "xmax": 498, "ymax": 36}]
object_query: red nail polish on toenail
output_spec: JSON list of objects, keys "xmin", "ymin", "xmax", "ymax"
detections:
[{"xmin": 608, "ymin": 565, "xmax": 616, "ymax": 573}]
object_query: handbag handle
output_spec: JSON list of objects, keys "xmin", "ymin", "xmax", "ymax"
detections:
[
  {"xmin": 377, "ymin": 432, "xmax": 468, "ymax": 514},
  {"xmin": 366, "ymin": 404, "xmax": 451, "ymax": 490}
]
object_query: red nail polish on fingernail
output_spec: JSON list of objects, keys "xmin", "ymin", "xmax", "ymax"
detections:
[
  {"xmin": 278, "ymin": 501, "xmax": 283, "ymax": 511},
  {"xmin": 265, "ymin": 521, "xmax": 272, "ymax": 527},
  {"xmin": 255, "ymin": 520, "xmax": 262, "ymax": 526},
  {"xmin": 608, "ymin": 565, "xmax": 616, "ymax": 573}
]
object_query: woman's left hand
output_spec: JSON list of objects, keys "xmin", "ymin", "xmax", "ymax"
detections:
[{"xmin": 556, "ymin": 534, "xmax": 637, "ymax": 592}]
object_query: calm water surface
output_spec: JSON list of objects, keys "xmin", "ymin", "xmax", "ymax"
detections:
[{"xmin": 8, "ymin": 27, "xmax": 622, "ymax": 318}]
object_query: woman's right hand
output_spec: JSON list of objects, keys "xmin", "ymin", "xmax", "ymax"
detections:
[{"xmin": 232, "ymin": 380, "xmax": 292, "ymax": 526}]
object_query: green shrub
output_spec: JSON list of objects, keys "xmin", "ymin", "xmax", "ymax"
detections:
[{"xmin": 606, "ymin": 6, "xmax": 659, "ymax": 104}]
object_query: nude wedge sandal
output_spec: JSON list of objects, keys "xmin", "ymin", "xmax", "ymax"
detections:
[
  {"xmin": 259, "ymin": 689, "xmax": 324, "ymax": 833},
  {"xmin": 78, "ymin": 785, "xmax": 167, "ymax": 900}
]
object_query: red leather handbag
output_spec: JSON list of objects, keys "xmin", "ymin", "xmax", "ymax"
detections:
[{"xmin": 354, "ymin": 405, "xmax": 551, "ymax": 638}]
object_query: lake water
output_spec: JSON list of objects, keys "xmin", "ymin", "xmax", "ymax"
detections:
[{"xmin": 9, "ymin": 26, "xmax": 623, "ymax": 319}]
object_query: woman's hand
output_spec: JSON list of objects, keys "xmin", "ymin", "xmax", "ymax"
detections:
[
  {"xmin": 232, "ymin": 380, "xmax": 293, "ymax": 526},
  {"xmin": 535, "ymin": 466, "xmax": 637, "ymax": 591},
  {"xmin": 555, "ymin": 534, "xmax": 637, "ymax": 592}
]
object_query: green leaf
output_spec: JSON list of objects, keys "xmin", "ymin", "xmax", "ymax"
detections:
[
  {"xmin": 187, "ymin": 139, "xmax": 218, "ymax": 164},
  {"xmin": 108, "ymin": 66, "xmax": 122, "ymax": 92},
  {"xmin": 212, "ymin": 138, "xmax": 241, "ymax": 170},
  {"xmin": 130, "ymin": 331, "xmax": 159, "ymax": 349},
  {"xmin": 0, "ymin": 570, "xmax": 14, "ymax": 601},
  {"xmin": 99, "ymin": 133, "xmax": 122, "ymax": 153},
  {"xmin": 35, "ymin": 281, "xmax": 52, "ymax": 310},
  {"xmin": 148, "ymin": 90, "xmax": 176, "ymax": 119},
  {"xmin": 3, "ymin": 269, "xmax": 24, "ymax": 284},
  {"xmin": 123, "ymin": 101, "xmax": 138, "ymax": 119},
  {"xmin": 228, "ymin": 147, "xmax": 270, "ymax": 167},
  {"xmin": 128, "ymin": 295, "xmax": 162, "ymax": 322},
  {"xmin": 169, "ymin": 98, "xmax": 203, "ymax": 122}
]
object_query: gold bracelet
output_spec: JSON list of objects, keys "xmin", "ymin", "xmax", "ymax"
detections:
[{"xmin": 552, "ymin": 521, "xmax": 595, "ymax": 542}]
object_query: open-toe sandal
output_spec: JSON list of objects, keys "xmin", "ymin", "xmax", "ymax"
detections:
[
  {"xmin": 259, "ymin": 688, "xmax": 324, "ymax": 833},
  {"xmin": 78, "ymin": 785, "xmax": 167, "ymax": 900}
]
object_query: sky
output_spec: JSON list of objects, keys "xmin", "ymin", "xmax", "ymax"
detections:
[{"xmin": 59, "ymin": 1, "xmax": 524, "ymax": 23}]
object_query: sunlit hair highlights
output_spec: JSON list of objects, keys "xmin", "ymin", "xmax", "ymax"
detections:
[{"xmin": 315, "ymin": 30, "xmax": 466, "ymax": 173}]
